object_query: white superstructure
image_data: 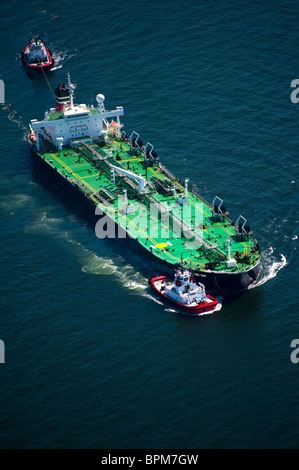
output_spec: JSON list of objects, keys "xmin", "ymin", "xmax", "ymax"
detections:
[
  {"xmin": 163, "ymin": 268, "xmax": 210, "ymax": 306},
  {"xmin": 24, "ymin": 36, "xmax": 51, "ymax": 65},
  {"xmin": 30, "ymin": 74, "xmax": 124, "ymax": 151}
]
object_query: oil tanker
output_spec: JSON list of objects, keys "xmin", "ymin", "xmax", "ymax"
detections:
[{"xmin": 29, "ymin": 74, "xmax": 261, "ymax": 295}]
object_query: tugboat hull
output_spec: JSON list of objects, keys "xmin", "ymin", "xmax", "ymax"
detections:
[
  {"xmin": 21, "ymin": 37, "xmax": 54, "ymax": 74},
  {"xmin": 149, "ymin": 275, "xmax": 220, "ymax": 315},
  {"xmin": 21, "ymin": 53, "xmax": 54, "ymax": 72}
]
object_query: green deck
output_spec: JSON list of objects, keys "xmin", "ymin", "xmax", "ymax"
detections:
[{"xmin": 38, "ymin": 135, "xmax": 260, "ymax": 273}]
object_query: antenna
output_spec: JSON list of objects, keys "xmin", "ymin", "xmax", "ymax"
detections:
[{"xmin": 66, "ymin": 73, "xmax": 76, "ymax": 109}]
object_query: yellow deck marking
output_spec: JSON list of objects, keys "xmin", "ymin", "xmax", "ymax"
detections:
[
  {"xmin": 82, "ymin": 173, "xmax": 100, "ymax": 179},
  {"xmin": 115, "ymin": 212, "xmax": 184, "ymax": 262},
  {"xmin": 119, "ymin": 158, "xmax": 142, "ymax": 163},
  {"xmin": 50, "ymin": 154, "xmax": 97, "ymax": 194},
  {"xmin": 148, "ymin": 167, "xmax": 164, "ymax": 180},
  {"xmin": 155, "ymin": 242, "xmax": 168, "ymax": 249}
]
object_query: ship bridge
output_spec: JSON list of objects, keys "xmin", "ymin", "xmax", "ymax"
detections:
[
  {"xmin": 63, "ymin": 105, "xmax": 90, "ymax": 118},
  {"xmin": 30, "ymin": 76, "xmax": 124, "ymax": 151}
]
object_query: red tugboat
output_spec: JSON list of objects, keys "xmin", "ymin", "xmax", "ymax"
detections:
[
  {"xmin": 21, "ymin": 35, "xmax": 54, "ymax": 73},
  {"xmin": 150, "ymin": 267, "xmax": 222, "ymax": 316}
]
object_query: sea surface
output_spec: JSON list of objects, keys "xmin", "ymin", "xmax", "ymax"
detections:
[{"xmin": 0, "ymin": 0, "xmax": 298, "ymax": 449}]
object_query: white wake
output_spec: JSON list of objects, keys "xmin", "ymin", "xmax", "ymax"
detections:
[{"xmin": 249, "ymin": 246, "xmax": 287, "ymax": 289}]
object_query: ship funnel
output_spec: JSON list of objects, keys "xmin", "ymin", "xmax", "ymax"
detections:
[{"xmin": 55, "ymin": 83, "xmax": 70, "ymax": 111}]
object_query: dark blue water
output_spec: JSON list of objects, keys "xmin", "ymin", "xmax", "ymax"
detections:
[{"xmin": 0, "ymin": 0, "xmax": 298, "ymax": 449}]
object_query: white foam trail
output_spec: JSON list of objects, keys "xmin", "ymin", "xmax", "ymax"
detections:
[
  {"xmin": 50, "ymin": 65, "xmax": 63, "ymax": 71},
  {"xmin": 141, "ymin": 292, "xmax": 164, "ymax": 305},
  {"xmin": 8, "ymin": 109, "xmax": 27, "ymax": 130},
  {"xmin": 81, "ymin": 254, "xmax": 119, "ymax": 275},
  {"xmin": 25, "ymin": 211, "xmax": 64, "ymax": 235},
  {"xmin": 25, "ymin": 215, "xmax": 146, "ymax": 288},
  {"xmin": 1, "ymin": 103, "xmax": 27, "ymax": 131},
  {"xmin": 8, "ymin": 112, "xmax": 22, "ymax": 127},
  {"xmin": 65, "ymin": 236, "xmax": 119, "ymax": 275},
  {"xmin": 81, "ymin": 251, "xmax": 147, "ymax": 289},
  {"xmin": 116, "ymin": 265, "xmax": 148, "ymax": 290},
  {"xmin": 49, "ymin": 51, "xmax": 66, "ymax": 71},
  {"xmin": 51, "ymin": 50, "xmax": 77, "ymax": 70},
  {"xmin": 0, "ymin": 193, "xmax": 32, "ymax": 211},
  {"xmin": 249, "ymin": 250, "xmax": 287, "ymax": 289},
  {"xmin": 123, "ymin": 279, "xmax": 148, "ymax": 290},
  {"xmin": 68, "ymin": 238, "xmax": 147, "ymax": 290}
]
